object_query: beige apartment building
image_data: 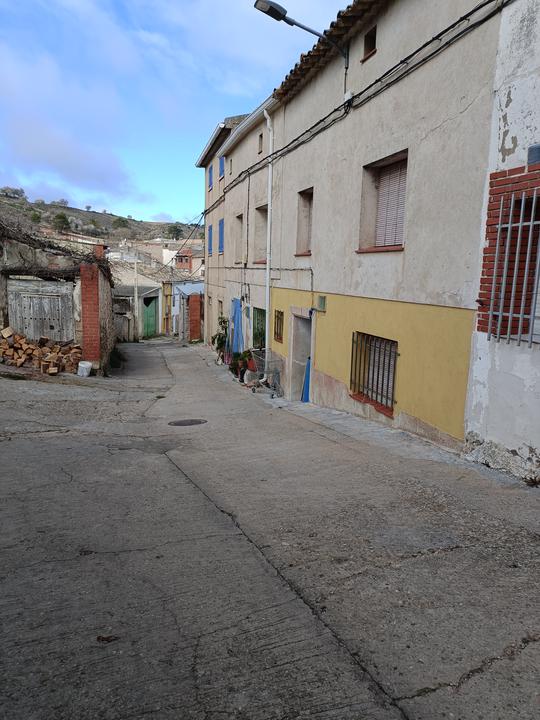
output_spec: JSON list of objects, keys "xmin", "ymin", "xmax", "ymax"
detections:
[{"xmin": 197, "ymin": 0, "xmax": 540, "ymax": 479}]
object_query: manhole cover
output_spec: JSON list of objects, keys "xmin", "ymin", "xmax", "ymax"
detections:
[{"xmin": 168, "ymin": 419, "xmax": 208, "ymax": 427}]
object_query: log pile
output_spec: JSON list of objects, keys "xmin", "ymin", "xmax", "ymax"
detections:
[{"xmin": 0, "ymin": 327, "xmax": 82, "ymax": 375}]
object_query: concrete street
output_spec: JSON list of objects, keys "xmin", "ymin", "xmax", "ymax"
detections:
[{"xmin": 1, "ymin": 340, "xmax": 538, "ymax": 720}]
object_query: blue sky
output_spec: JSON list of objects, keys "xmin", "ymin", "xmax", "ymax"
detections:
[{"xmin": 0, "ymin": 0, "xmax": 345, "ymax": 222}]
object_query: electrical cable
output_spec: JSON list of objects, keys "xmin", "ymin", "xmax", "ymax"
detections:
[{"xmin": 202, "ymin": 0, "xmax": 514, "ymax": 219}]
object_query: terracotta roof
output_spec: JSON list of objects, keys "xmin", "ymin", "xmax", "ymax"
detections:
[{"xmin": 273, "ymin": 0, "xmax": 387, "ymax": 103}]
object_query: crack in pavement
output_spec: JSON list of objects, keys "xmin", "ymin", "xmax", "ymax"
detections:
[
  {"xmin": 395, "ymin": 632, "xmax": 540, "ymax": 701},
  {"xmin": 164, "ymin": 451, "xmax": 413, "ymax": 720},
  {"xmin": 3, "ymin": 534, "xmax": 243, "ymax": 576}
]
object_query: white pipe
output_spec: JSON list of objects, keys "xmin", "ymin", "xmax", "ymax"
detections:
[{"xmin": 264, "ymin": 108, "xmax": 274, "ymax": 372}]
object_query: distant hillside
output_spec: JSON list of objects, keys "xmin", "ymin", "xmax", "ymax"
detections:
[{"xmin": 0, "ymin": 190, "xmax": 203, "ymax": 245}]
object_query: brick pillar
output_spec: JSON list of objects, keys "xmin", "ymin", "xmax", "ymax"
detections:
[
  {"xmin": 80, "ymin": 264, "xmax": 101, "ymax": 363},
  {"xmin": 189, "ymin": 294, "xmax": 202, "ymax": 341}
]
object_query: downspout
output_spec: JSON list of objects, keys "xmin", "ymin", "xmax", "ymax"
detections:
[{"xmin": 264, "ymin": 108, "xmax": 274, "ymax": 372}]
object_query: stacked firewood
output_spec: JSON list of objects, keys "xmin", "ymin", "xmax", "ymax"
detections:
[{"xmin": 0, "ymin": 327, "xmax": 83, "ymax": 375}]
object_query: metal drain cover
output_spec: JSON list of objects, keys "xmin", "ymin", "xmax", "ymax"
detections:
[{"xmin": 168, "ymin": 419, "xmax": 207, "ymax": 427}]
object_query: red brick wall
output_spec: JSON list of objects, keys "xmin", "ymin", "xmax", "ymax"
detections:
[
  {"xmin": 80, "ymin": 264, "xmax": 101, "ymax": 362},
  {"xmin": 477, "ymin": 162, "xmax": 540, "ymax": 335},
  {"xmin": 188, "ymin": 294, "xmax": 202, "ymax": 342}
]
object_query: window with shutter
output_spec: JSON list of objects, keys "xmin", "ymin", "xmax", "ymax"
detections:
[
  {"xmin": 218, "ymin": 219, "xmax": 225, "ymax": 254},
  {"xmin": 208, "ymin": 225, "xmax": 213, "ymax": 256},
  {"xmin": 208, "ymin": 164, "xmax": 213, "ymax": 190},
  {"xmin": 219, "ymin": 156, "xmax": 225, "ymax": 179},
  {"xmin": 375, "ymin": 160, "xmax": 407, "ymax": 247}
]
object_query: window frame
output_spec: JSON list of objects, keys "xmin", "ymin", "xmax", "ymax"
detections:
[
  {"xmin": 358, "ymin": 151, "xmax": 408, "ymax": 253},
  {"xmin": 219, "ymin": 156, "xmax": 225, "ymax": 179},
  {"xmin": 296, "ymin": 187, "xmax": 314, "ymax": 257},
  {"xmin": 350, "ymin": 331, "xmax": 398, "ymax": 417},
  {"xmin": 362, "ymin": 26, "xmax": 377, "ymax": 62},
  {"xmin": 208, "ymin": 163, "xmax": 213, "ymax": 190},
  {"xmin": 274, "ymin": 309, "xmax": 284, "ymax": 343},
  {"xmin": 207, "ymin": 224, "xmax": 213, "ymax": 256},
  {"xmin": 218, "ymin": 218, "xmax": 225, "ymax": 255}
]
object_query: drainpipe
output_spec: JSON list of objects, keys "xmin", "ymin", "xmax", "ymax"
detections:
[
  {"xmin": 263, "ymin": 108, "xmax": 274, "ymax": 373},
  {"xmin": 133, "ymin": 248, "xmax": 139, "ymax": 341}
]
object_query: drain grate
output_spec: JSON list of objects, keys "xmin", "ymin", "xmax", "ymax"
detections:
[{"xmin": 168, "ymin": 419, "xmax": 207, "ymax": 427}]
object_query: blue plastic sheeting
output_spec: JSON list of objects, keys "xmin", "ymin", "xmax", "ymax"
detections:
[
  {"xmin": 229, "ymin": 298, "xmax": 244, "ymax": 354},
  {"xmin": 301, "ymin": 357, "xmax": 311, "ymax": 403}
]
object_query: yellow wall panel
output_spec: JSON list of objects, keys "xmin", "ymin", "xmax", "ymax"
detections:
[{"xmin": 271, "ymin": 288, "xmax": 475, "ymax": 440}]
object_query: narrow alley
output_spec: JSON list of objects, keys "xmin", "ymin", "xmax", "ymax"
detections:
[{"xmin": 1, "ymin": 341, "xmax": 538, "ymax": 720}]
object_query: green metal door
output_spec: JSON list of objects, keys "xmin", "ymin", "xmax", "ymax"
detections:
[
  {"xmin": 253, "ymin": 307, "xmax": 266, "ymax": 349},
  {"xmin": 143, "ymin": 298, "xmax": 157, "ymax": 337}
]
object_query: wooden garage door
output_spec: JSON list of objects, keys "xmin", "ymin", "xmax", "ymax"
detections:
[{"xmin": 7, "ymin": 279, "xmax": 74, "ymax": 342}]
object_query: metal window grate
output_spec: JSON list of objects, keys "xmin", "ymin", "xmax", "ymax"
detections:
[
  {"xmin": 350, "ymin": 332, "xmax": 397, "ymax": 410},
  {"xmin": 274, "ymin": 310, "xmax": 284, "ymax": 343},
  {"xmin": 487, "ymin": 190, "xmax": 540, "ymax": 346}
]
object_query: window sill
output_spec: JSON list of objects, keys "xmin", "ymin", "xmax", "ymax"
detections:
[
  {"xmin": 350, "ymin": 392, "xmax": 394, "ymax": 418},
  {"xmin": 253, "ymin": 259, "xmax": 267, "ymax": 265},
  {"xmin": 295, "ymin": 252, "xmax": 312, "ymax": 257},
  {"xmin": 361, "ymin": 48, "xmax": 377, "ymax": 63},
  {"xmin": 356, "ymin": 245, "xmax": 404, "ymax": 254},
  {"xmin": 274, "ymin": 337, "xmax": 283, "ymax": 344}
]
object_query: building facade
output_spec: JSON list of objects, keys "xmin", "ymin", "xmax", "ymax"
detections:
[{"xmin": 198, "ymin": 0, "xmax": 540, "ymax": 475}]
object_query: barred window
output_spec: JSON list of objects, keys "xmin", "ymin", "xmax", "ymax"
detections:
[
  {"xmin": 350, "ymin": 332, "xmax": 397, "ymax": 414},
  {"xmin": 481, "ymin": 189, "xmax": 540, "ymax": 345},
  {"xmin": 274, "ymin": 310, "xmax": 284, "ymax": 343}
]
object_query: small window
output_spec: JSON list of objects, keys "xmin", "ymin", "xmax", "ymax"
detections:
[
  {"xmin": 274, "ymin": 310, "xmax": 284, "ymax": 343},
  {"xmin": 208, "ymin": 164, "xmax": 213, "ymax": 190},
  {"xmin": 208, "ymin": 295, "xmax": 212, "ymax": 306},
  {"xmin": 363, "ymin": 26, "xmax": 377, "ymax": 61},
  {"xmin": 229, "ymin": 157, "xmax": 233, "ymax": 175},
  {"xmin": 258, "ymin": 132, "xmax": 263, "ymax": 154},
  {"xmin": 207, "ymin": 224, "xmax": 213, "ymax": 255},
  {"xmin": 296, "ymin": 187, "xmax": 313, "ymax": 255},
  {"xmin": 350, "ymin": 332, "xmax": 397, "ymax": 414},
  {"xmin": 218, "ymin": 300, "xmax": 223, "ymax": 317},
  {"xmin": 375, "ymin": 160, "xmax": 407, "ymax": 247},
  {"xmin": 218, "ymin": 218, "xmax": 225, "ymax": 254},
  {"xmin": 235, "ymin": 213, "xmax": 244, "ymax": 263},
  {"xmin": 219, "ymin": 156, "xmax": 225, "ymax": 179},
  {"xmin": 254, "ymin": 205, "xmax": 268, "ymax": 262}
]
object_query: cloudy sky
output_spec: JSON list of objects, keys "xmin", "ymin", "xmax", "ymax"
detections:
[{"xmin": 0, "ymin": 0, "xmax": 345, "ymax": 222}]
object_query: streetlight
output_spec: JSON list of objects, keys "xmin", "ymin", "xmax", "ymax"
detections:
[{"xmin": 254, "ymin": 1, "xmax": 348, "ymax": 63}]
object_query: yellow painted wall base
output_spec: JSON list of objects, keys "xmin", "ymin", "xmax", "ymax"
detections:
[{"xmin": 271, "ymin": 288, "xmax": 475, "ymax": 441}]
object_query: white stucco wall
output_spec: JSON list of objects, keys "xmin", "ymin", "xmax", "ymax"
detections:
[
  {"xmin": 465, "ymin": 0, "xmax": 540, "ymax": 481},
  {"xmin": 270, "ymin": 0, "xmax": 501, "ymax": 309}
]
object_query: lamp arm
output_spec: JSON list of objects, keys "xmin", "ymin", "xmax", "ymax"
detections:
[{"xmin": 286, "ymin": 15, "xmax": 349, "ymax": 62}]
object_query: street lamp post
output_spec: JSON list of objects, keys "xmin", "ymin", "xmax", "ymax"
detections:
[{"xmin": 254, "ymin": 1, "xmax": 349, "ymax": 66}]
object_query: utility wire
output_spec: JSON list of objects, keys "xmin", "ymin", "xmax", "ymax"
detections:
[{"xmin": 203, "ymin": 0, "xmax": 514, "ymax": 218}]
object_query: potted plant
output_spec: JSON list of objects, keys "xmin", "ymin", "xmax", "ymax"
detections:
[{"xmin": 211, "ymin": 316, "xmax": 228, "ymax": 364}]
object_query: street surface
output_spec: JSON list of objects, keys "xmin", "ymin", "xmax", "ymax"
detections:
[{"xmin": 1, "ymin": 340, "xmax": 538, "ymax": 720}]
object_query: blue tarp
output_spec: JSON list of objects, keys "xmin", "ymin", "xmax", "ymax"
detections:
[{"xmin": 229, "ymin": 298, "xmax": 244, "ymax": 354}]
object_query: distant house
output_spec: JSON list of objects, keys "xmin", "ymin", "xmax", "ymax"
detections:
[
  {"xmin": 110, "ymin": 262, "xmax": 162, "ymax": 341},
  {"xmin": 0, "ymin": 220, "xmax": 115, "ymax": 370},
  {"xmin": 172, "ymin": 281, "xmax": 204, "ymax": 342}
]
